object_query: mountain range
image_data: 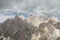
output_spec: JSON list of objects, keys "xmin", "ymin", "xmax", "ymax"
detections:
[{"xmin": 0, "ymin": 15, "xmax": 60, "ymax": 40}]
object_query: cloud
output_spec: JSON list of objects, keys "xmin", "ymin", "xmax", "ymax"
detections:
[
  {"xmin": 0, "ymin": 0, "xmax": 60, "ymax": 13},
  {"xmin": 30, "ymin": 6, "xmax": 48, "ymax": 16},
  {"xmin": 0, "ymin": 0, "xmax": 60, "ymax": 9},
  {"xmin": 0, "ymin": 0, "xmax": 60, "ymax": 22}
]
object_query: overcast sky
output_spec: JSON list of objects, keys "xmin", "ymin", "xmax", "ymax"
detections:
[{"xmin": 0, "ymin": 0, "xmax": 60, "ymax": 23}]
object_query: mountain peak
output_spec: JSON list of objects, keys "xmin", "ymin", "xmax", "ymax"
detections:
[
  {"xmin": 14, "ymin": 15, "xmax": 23, "ymax": 21},
  {"xmin": 15, "ymin": 15, "xmax": 19, "ymax": 19}
]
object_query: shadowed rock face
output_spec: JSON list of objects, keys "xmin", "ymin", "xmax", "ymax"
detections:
[
  {"xmin": 56, "ymin": 37, "xmax": 60, "ymax": 40},
  {"xmin": 0, "ymin": 31, "xmax": 2, "ymax": 36},
  {"xmin": 1, "ymin": 15, "xmax": 36, "ymax": 40},
  {"xmin": 0, "ymin": 38, "xmax": 3, "ymax": 40},
  {"xmin": 39, "ymin": 23, "xmax": 46, "ymax": 33},
  {"xmin": 39, "ymin": 23, "xmax": 52, "ymax": 33},
  {"xmin": 47, "ymin": 19, "xmax": 60, "ymax": 29},
  {"xmin": 0, "ymin": 30, "xmax": 3, "ymax": 40},
  {"xmin": 37, "ymin": 22, "xmax": 55, "ymax": 40},
  {"xmin": 46, "ymin": 18, "xmax": 60, "ymax": 29},
  {"xmin": 54, "ymin": 22, "xmax": 60, "ymax": 29}
]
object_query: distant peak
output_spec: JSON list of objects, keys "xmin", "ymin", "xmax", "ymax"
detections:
[
  {"xmin": 15, "ymin": 15, "xmax": 18, "ymax": 17},
  {"xmin": 15, "ymin": 15, "xmax": 19, "ymax": 18},
  {"xmin": 14, "ymin": 15, "xmax": 24, "ymax": 21}
]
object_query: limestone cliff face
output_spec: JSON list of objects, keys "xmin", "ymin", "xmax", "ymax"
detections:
[
  {"xmin": 30, "ymin": 17, "xmax": 60, "ymax": 40},
  {"xmin": 47, "ymin": 17, "xmax": 58, "ymax": 25},
  {"xmin": 26, "ymin": 16, "xmax": 48, "ymax": 28}
]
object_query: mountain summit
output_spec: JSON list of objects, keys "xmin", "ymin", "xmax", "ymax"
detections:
[{"xmin": 1, "ymin": 15, "xmax": 36, "ymax": 40}]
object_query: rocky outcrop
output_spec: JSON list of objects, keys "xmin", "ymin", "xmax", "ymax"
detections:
[{"xmin": 1, "ymin": 15, "xmax": 36, "ymax": 40}]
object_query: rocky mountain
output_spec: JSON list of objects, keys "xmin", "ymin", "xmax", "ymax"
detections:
[
  {"xmin": 0, "ymin": 15, "xmax": 60, "ymax": 40},
  {"xmin": 54, "ymin": 22, "xmax": 60, "ymax": 29},
  {"xmin": 25, "ymin": 15, "xmax": 48, "ymax": 28},
  {"xmin": 0, "ymin": 15, "xmax": 37, "ymax": 40},
  {"xmin": 30, "ymin": 16, "xmax": 60, "ymax": 40}
]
